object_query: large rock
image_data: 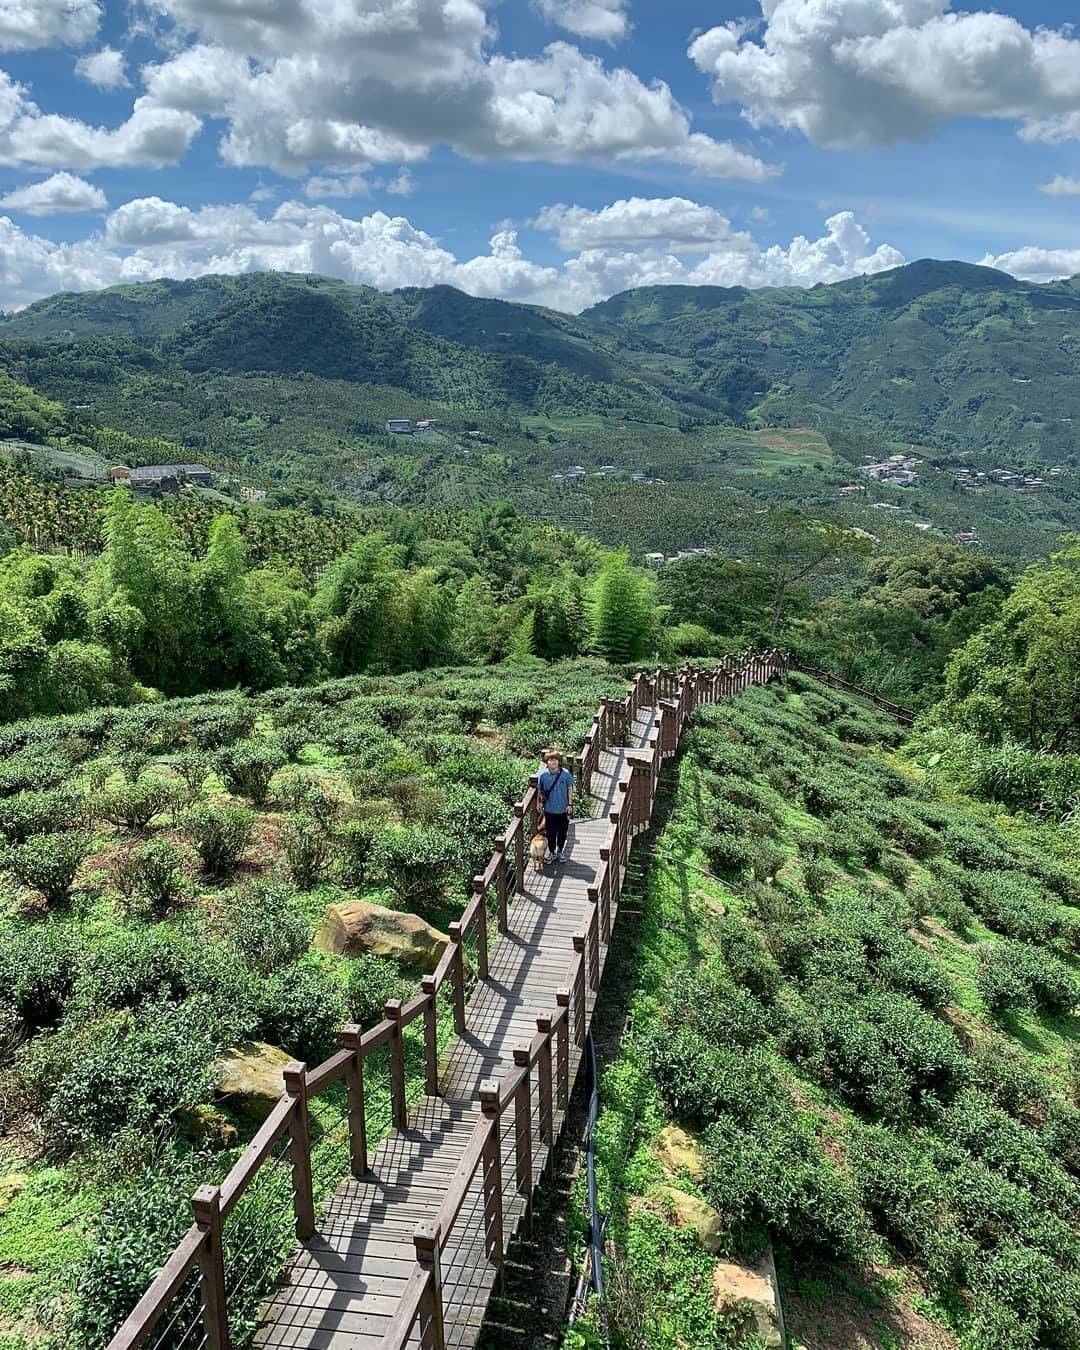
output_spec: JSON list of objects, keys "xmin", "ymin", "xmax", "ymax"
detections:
[
  {"xmin": 0, "ymin": 1173, "xmax": 27, "ymax": 1213},
  {"xmin": 712, "ymin": 1248, "xmax": 786, "ymax": 1349},
  {"xmin": 213, "ymin": 1042, "xmax": 292, "ymax": 1123},
  {"xmin": 653, "ymin": 1185, "xmax": 724, "ymax": 1254},
  {"xmin": 314, "ymin": 900, "xmax": 450, "ymax": 972},
  {"xmin": 652, "ymin": 1125, "xmax": 706, "ymax": 1182}
]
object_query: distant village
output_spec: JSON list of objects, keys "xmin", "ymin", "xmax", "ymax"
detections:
[
  {"xmin": 106, "ymin": 462, "xmax": 267, "ymax": 503},
  {"xmin": 552, "ymin": 464, "xmax": 665, "ymax": 486},
  {"xmin": 953, "ymin": 466, "xmax": 1065, "ymax": 492}
]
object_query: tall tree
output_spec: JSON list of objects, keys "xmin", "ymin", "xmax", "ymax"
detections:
[{"xmin": 589, "ymin": 553, "xmax": 661, "ymax": 664}]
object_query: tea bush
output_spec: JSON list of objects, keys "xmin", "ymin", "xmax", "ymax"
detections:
[
  {"xmin": 280, "ymin": 812, "xmax": 335, "ymax": 889},
  {"xmin": 0, "ymin": 787, "xmax": 84, "ymax": 841},
  {"xmin": 977, "ymin": 940, "xmax": 1080, "ymax": 1015},
  {"xmin": 2, "ymin": 830, "xmax": 92, "ymax": 906},
  {"xmin": 183, "ymin": 803, "xmax": 255, "ymax": 876},
  {"xmin": 345, "ymin": 953, "xmax": 403, "ymax": 1026},
  {"xmin": 215, "ymin": 739, "xmax": 287, "ymax": 806},
  {"xmin": 258, "ymin": 959, "xmax": 344, "ymax": 1063},
  {"xmin": 374, "ymin": 824, "xmax": 457, "ymax": 912},
  {"xmin": 97, "ymin": 777, "xmax": 177, "ymax": 832},
  {"xmin": 218, "ymin": 879, "xmax": 310, "ymax": 975},
  {"xmin": 111, "ymin": 839, "xmax": 186, "ymax": 917}
]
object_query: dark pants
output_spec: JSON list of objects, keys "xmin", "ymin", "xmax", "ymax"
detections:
[{"xmin": 545, "ymin": 812, "xmax": 569, "ymax": 855}]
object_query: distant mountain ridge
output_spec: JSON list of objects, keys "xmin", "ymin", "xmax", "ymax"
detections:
[{"xmin": 3, "ymin": 261, "xmax": 1080, "ymax": 459}]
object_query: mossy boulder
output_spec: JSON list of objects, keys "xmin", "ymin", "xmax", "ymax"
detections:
[
  {"xmin": 213, "ymin": 1041, "xmax": 292, "ymax": 1123},
  {"xmin": 652, "ymin": 1124, "xmax": 706, "ymax": 1182},
  {"xmin": 652, "ymin": 1184, "xmax": 724, "ymax": 1254},
  {"xmin": 711, "ymin": 1248, "xmax": 786, "ymax": 1348},
  {"xmin": 314, "ymin": 900, "xmax": 450, "ymax": 972}
]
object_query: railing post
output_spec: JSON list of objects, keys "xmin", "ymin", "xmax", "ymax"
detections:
[
  {"xmin": 384, "ymin": 999, "xmax": 408, "ymax": 1129},
  {"xmin": 479, "ymin": 1082, "xmax": 504, "ymax": 1261},
  {"xmin": 192, "ymin": 1186, "xmax": 230, "ymax": 1350},
  {"xmin": 340, "ymin": 1025, "xmax": 368, "ymax": 1175},
  {"xmin": 555, "ymin": 991, "xmax": 570, "ymax": 1110},
  {"xmin": 472, "ymin": 876, "xmax": 489, "ymax": 980},
  {"xmin": 536, "ymin": 1015, "xmax": 554, "ymax": 1156},
  {"xmin": 283, "ymin": 1062, "xmax": 315, "ymax": 1240},
  {"xmin": 572, "ymin": 936, "xmax": 587, "ymax": 1047},
  {"xmin": 585, "ymin": 900, "xmax": 600, "ymax": 990},
  {"xmin": 513, "ymin": 805, "xmax": 525, "ymax": 894},
  {"xmin": 589, "ymin": 881, "xmax": 610, "ymax": 945},
  {"xmin": 414, "ymin": 1220, "xmax": 446, "ymax": 1350},
  {"xmin": 448, "ymin": 923, "xmax": 466, "ymax": 1033},
  {"xmin": 493, "ymin": 838, "xmax": 509, "ymax": 932},
  {"xmin": 512, "ymin": 1048, "xmax": 533, "ymax": 1205},
  {"xmin": 421, "ymin": 976, "xmax": 439, "ymax": 1096}
]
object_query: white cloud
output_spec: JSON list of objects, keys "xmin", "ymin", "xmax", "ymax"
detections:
[
  {"xmin": 135, "ymin": 1, "xmax": 772, "ymax": 179},
  {"xmin": 534, "ymin": 196, "xmax": 736, "ymax": 250},
  {"xmin": 0, "ymin": 72, "xmax": 201, "ymax": 170},
  {"xmin": 382, "ymin": 169, "xmax": 415, "ymax": 197},
  {"xmin": 979, "ymin": 246, "xmax": 1080, "ymax": 282},
  {"xmin": 0, "ymin": 0, "xmax": 100, "ymax": 51},
  {"xmin": 535, "ymin": 0, "xmax": 629, "ymax": 42},
  {"xmin": 304, "ymin": 174, "xmax": 370, "ymax": 200},
  {"xmin": 690, "ymin": 2, "xmax": 1080, "ymax": 149},
  {"xmin": 140, "ymin": 43, "xmax": 252, "ymax": 115},
  {"xmin": 75, "ymin": 46, "xmax": 129, "ymax": 90},
  {"xmin": 0, "ymin": 171, "xmax": 106, "ymax": 215},
  {"xmin": 1039, "ymin": 174, "xmax": 1080, "ymax": 196},
  {"xmin": 0, "ymin": 193, "xmax": 908, "ymax": 313}
]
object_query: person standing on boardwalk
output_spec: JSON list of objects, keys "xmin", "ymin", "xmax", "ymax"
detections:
[{"xmin": 538, "ymin": 752, "xmax": 574, "ymax": 865}]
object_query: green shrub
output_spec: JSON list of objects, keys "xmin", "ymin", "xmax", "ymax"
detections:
[
  {"xmin": 72, "ymin": 1160, "xmax": 204, "ymax": 1348},
  {"xmin": 183, "ymin": 803, "xmax": 254, "ymax": 877},
  {"xmin": 72, "ymin": 927, "xmax": 193, "ymax": 1014},
  {"xmin": 977, "ymin": 940, "xmax": 1080, "ymax": 1016},
  {"xmin": 172, "ymin": 751, "xmax": 210, "ymax": 799},
  {"xmin": 0, "ymin": 749, "xmax": 71, "ymax": 797},
  {"xmin": 219, "ymin": 878, "xmax": 310, "ymax": 974},
  {"xmin": 345, "ymin": 954, "xmax": 402, "ymax": 1026},
  {"xmin": 280, "ymin": 813, "xmax": 334, "ymax": 889},
  {"xmin": 335, "ymin": 818, "xmax": 379, "ymax": 888},
  {"xmin": 0, "ymin": 787, "xmax": 84, "ymax": 842},
  {"xmin": 189, "ymin": 701, "xmax": 255, "ymax": 750},
  {"xmin": 258, "ymin": 960, "xmax": 344, "ymax": 1063},
  {"xmin": 42, "ymin": 999, "xmax": 217, "ymax": 1153},
  {"xmin": 701, "ymin": 830, "xmax": 751, "ymax": 877},
  {"xmin": 216, "ymin": 739, "xmax": 287, "ymax": 806},
  {"xmin": 645, "ymin": 1023, "xmax": 783, "ymax": 1130},
  {"xmin": 716, "ymin": 916, "xmax": 782, "ymax": 1002},
  {"xmin": 374, "ymin": 825, "xmax": 457, "ymax": 913},
  {"xmin": 2, "ymin": 830, "xmax": 91, "ymax": 906},
  {"xmin": 441, "ymin": 784, "xmax": 508, "ymax": 880},
  {"xmin": 97, "ymin": 777, "xmax": 176, "ymax": 832},
  {"xmin": 803, "ymin": 855, "xmax": 832, "ymax": 900},
  {"xmin": 274, "ymin": 770, "xmax": 342, "ymax": 828},
  {"xmin": 749, "ymin": 842, "xmax": 787, "ymax": 882},
  {"xmin": 965, "ymin": 870, "xmax": 1066, "ymax": 945},
  {"xmin": 111, "ymin": 839, "xmax": 186, "ymax": 917},
  {"xmin": 0, "ymin": 922, "xmax": 80, "ymax": 1028}
]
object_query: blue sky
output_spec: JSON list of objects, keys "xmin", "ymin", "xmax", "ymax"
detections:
[{"xmin": 0, "ymin": 0, "xmax": 1079, "ymax": 311}]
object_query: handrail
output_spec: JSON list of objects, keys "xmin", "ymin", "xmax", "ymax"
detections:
[
  {"xmin": 106, "ymin": 651, "xmax": 790, "ymax": 1350},
  {"xmin": 791, "ymin": 660, "xmax": 915, "ymax": 724}
]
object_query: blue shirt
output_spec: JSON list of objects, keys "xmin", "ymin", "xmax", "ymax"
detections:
[{"xmin": 538, "ymin": 767, "xmax": 573, "ymax": 814}]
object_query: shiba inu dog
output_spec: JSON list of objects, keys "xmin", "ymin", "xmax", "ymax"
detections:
[{"xmin": 530, "ymin": 816, "xmax": 548, "ymax": 872}]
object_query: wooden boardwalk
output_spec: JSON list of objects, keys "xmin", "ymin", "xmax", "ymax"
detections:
[
  {"xmin": 106, "ymin": 656, "xmax": 789, "ymax": 1350},
  {"xmin": 253, "ymin": 707, "xmax": 657, "ymax": 1349}
]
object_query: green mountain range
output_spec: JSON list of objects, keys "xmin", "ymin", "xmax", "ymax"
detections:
[{"xmin": 3, "ymin": 260, "xmax": 1079, "ymax": 463}]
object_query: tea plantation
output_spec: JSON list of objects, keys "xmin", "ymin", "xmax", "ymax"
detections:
[
  {"xmin": 579, "ymin": 675, "xmax": 1079, "ymax": 1350},
  {"xmin": 0, "ymin": 659, "xmax": 625, "ymax": 1349}
]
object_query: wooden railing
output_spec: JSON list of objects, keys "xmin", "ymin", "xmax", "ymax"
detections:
[
  {"xmin": 105, "ymin": 650, "xmax": 789, "ymax": 1350},
  {"xmin": 791, "ymin": 661, "xmax": 916, "ymax": 725}
]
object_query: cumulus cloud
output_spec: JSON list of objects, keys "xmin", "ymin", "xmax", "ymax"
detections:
[
  {"xmin": 133, "ymin": 0, "xmax": 772, "ymax": 179},
  {"xmin": 690, "ymin": 1, "xmax": 1080, "ymax": 149},
  {"xmin": 534, "ymin": 196, "xmax": 736, "ymax": 250},
  {"xmin": 304, "ymin": 175, "xmax": 370, "ymax": 200},
  {"xmin": 0, "ymin": 171, "xmax": 106, "ymax": 215},
  {"xmin": 0, "ymin": 72, "xmax": 201, "ymax": 170},
  {"xmin": 0, "ymin": 193, "xmax": 909, "ymax": 313},
  {"xmin": 979, "ymin": 246, "xmax": 1080, "ymax": 282},
  {"xmin": 535, "ymin": 0, "xmax": 630, "ymax": 42},
  {"xmin": 382, "ymin": 169, "xmax": 415, "ymax": 197},
  {"xmin": 0, "ymin": 0, "xmax": 100, "ymax": 51},
  {"xmin": 1039, "ymin": 174, "xmax": 1080, "ymax": 196},
  {"xmin": 75, "ymin": 46, "xmax": 129, "ymax": 90}
]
